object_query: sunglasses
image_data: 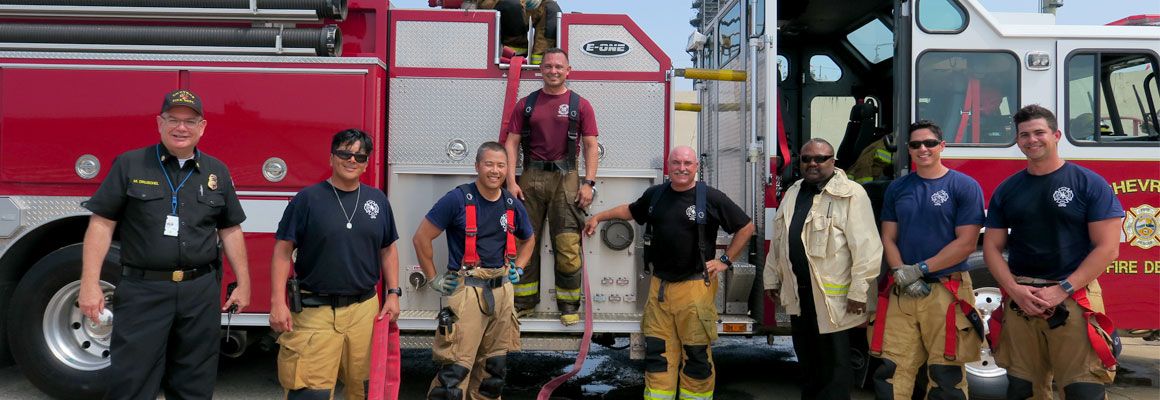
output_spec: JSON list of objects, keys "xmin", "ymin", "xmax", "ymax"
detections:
[
  {"xmin": 333, "ymin": 150, "xmax": 369, "ymax": 163},
  {"xmin": 908, "ymin": 139, "xmax": 942, "ymax": 149},
  {"xmin": 800, "ymin": 154, "xmax": 833, "ymax": 164}
]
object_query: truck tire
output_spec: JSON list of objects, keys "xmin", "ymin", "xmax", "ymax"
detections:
[
  {"xmin": 8, "ymin": 243, "xmax": 120, "ymax": 400},
  {"xmin": 964, "ymin": 250, "xmax": 1008, "ymax": 399}
]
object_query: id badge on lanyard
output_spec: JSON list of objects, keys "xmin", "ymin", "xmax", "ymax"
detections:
[
  {"xmin": 157, "ymin": 145, "xmax": 195, "ymax": 238},
  {"xmin": 164, "ymin": 214, "xmax": 180, "ymax": 236}
]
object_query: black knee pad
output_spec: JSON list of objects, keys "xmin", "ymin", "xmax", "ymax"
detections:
[
  {"xmin": 287, "ymin": 388, "xmax": 331, "ymax": 400},
  {"xmin": 681, "ymin": 344, "xmax": 713, "ymax": 380},
  {"xmin": 428, "ymin": 387, "xmax": 464, "ymax": 400},
  {"xmin": 494, "ymin": 0, "xmax": 528, "ymax": 38},
  {"xmin": 477, "ymin": 355, "xmax": 508, "ymax": 398},
  {"xmin": 543, "ymin": 1, "xmax": 561, "ymax": 40},
  {"xmin": 872, "ymin": 358, "xmax": 897, "ymax": 400},
  {"xmin": 645, "ymin": 336, "xmax": 667, "ymax": 373},
  {"xmin": 436, "ymin": 363, "xmax": 470, "ymax": 388},
  {"xmin": 1063, "ymin": 382, "xmax": 1106, "ymax": 400},
  {"xmin": 926, "ymin": 365, "xmax": 966, "ymax": 400},
  {"xmin": 1006, "ymin": 375, "xmax": 1034, "ymax": 400}
]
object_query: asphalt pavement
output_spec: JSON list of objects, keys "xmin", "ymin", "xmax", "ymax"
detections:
[{"xmin": 0, "ymin": 336, "xmax": 1156, "ymax": 399}]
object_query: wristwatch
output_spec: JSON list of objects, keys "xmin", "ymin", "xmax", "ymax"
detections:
[
  {"xmin": 719, "ymin": 255, "xmax": 733, "ymax": 268},
  {"xmin": 1058, "ymin": 279, "xmax": 1076, "ymax": 295},
  {"xmin": 918, "ymin": 261, "xmax": 930, "ymax": 275},
  {"xmin": 583, "ymin": 180, "xmax": 597, "ymax": 187},
  {"xmin": 386, "ymin": 287, "xmax": 402, "ymax": 297}
]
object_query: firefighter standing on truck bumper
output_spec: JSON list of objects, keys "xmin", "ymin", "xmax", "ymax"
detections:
[
  {"xmin": 268, "ymin": 129, "xmax": 402, "ymax": 400},
  {"xmin": 869, "ymin": 121, "xmax": 987, "ymax": 399},
  {"xmin": 414, "ymin": 142, "xmax": 536, "ymax": 399},
  {"xmin": 503, "ymin": 48, "xmax": 599, "ymax": 326},
  {"xmin": 79, "ymin": 89, "xmax": 252, "ymax": 400},
  {"xmin": 584, "ymin": 146, "xmax": 755, "ymax": 400}
]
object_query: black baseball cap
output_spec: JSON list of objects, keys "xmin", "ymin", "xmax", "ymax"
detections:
[{"xmin": 161, "ymin": 89, "xmax": 203, "ymax": 116}]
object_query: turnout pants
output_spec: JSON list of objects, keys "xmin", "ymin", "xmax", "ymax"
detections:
[
  {"xmin": 994, "ymin": 279, "xmax": 1115, "ymax": 400},
  {"xmin": 870, "ymin": 274, "xmax": 981, "ymax": 400},
  {"xmin": 480, "ymin": 0, "xmax": 556, "ymax": 62},
  {"xmin": 428, "ymin": 267, "xmax": 522, "ymax": 400},
  {"xmin": 789, "ymin": 280, "xmax": 852, "ymax": 400},
  {"xmin": 276, "ymin": 294, "xmax": 378, "ymax": 400},
  {"xmin": 513, "ymin": 168, "xmax": 585, "ymax": 313},
  {"xmin": 641, "ymin": 276, "xmax": 719, "ymax": 400},
  {"xmin": 105, "ymin": 272, "xmax": 220, "ymax": 400}
]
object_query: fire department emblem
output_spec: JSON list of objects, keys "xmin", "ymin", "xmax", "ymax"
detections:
[
  {"xmin": 1052, "ymin": 187, "xmax": 1074, "ymax": 207},
  {"xmin": 558, "ymin": 104, "xmax": 569, "ymax": 116},
  {"xmin": 1124, "ymin": 204, "xmax": 1158, "ymax": 250},
  {"xmin": 364, "ymin": 200, "xmax": 380, "ymax": 219},
  {"xmin": 207, "ymin": 174, "xmax": 218, "ymax": 190},
  {"xmin": 500, "ymin": 213, "xmax": 509, "ymax": 230},
  {"xmin": 685, "ymin": 205, "xmax": 696, "ymax": 221},
  {"xmin": 930, "ymin": 189, "xmax": 949, "ymax": 206}
]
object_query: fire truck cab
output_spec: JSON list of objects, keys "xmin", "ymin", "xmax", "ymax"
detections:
[{"xmin": 687, "ymin": 0, "xmax": 1158, "ymax": 394}]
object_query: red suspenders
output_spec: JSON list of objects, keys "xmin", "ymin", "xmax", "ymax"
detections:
[
  {"xmin": 459, "ymin": 183, "xmax": 517, "ymax": 268},
  {"xmin": 869, "ymin": 276, "xmax": 983, "ymax": 361},
  {"xmin": 987, "ymin": 287, "xmax": 1117, "ymax": 369}
]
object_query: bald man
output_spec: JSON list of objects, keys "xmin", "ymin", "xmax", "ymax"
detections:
[{"xmin": 584, "ymin": 146, "xmax": 755, "ymax": 400}]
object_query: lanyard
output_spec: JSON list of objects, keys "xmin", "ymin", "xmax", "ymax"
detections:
[{"xmin": 156, "ymin": 144, "xmax": 197, "ymax": 215}]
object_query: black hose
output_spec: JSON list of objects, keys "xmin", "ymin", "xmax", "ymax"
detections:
[
  {"xmin": 0, "ymin": 0, "xmax": 347, "ymax": 20},
  {"xmin": 0, "ymin": 23, "xmax": 342, "ymax": 56}
]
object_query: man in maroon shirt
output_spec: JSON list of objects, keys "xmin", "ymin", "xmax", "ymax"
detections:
[{"xmin": 502, "ymin": 48, "xmax": 598, "ymax": 325}]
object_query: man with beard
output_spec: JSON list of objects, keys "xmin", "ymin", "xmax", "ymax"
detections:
[
  {"xmin": 583, "ymin": 145, "xmax": 754, "ymax": 399},
  {"xmin": 764, "ymin": 138, "xmax": 881, "ymax": 399},
  {"xmin": 414, "ymin": 142, "xmax": 535, "ymax": 399}
]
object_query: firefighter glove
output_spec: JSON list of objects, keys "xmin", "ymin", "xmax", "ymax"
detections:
[
  {"xmin": 892, "ymin": 263, "xmax": 924, "ymax": 286},
  {"xmin": 508, "ymin": 265, "xmax": 522, "ymax": 284},
  {"xmin": 901, "ymin": 279, "xmax": 932, "ymax": 298},
  {"xmin": 525, "ymin": 0, "xmax": 541, "ymax": 10},
  {"xmin": 431, "ymin": 272, "xmax": 459, "ymax": 296}
]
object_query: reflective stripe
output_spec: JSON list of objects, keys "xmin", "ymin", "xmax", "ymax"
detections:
[
  {"xmin": 853, "ymin": 176, "xmax": 872, "ymax": 183},
  {"xmin": 679, "ymin": 388, "xmax": 714, "ymax": 400},
  {"xmin": 555, "ymin": 287, "xmax": 581, "ymax": 300},
  {"xmin": 644, "ymin": 387, "xmax": 676, "ymax": 400},
  {"xmin": 513, "ymin": 282, "xmax": 538, "ymax": 296},
  {"xmin": 823, "ymin": 283, "xmax": 850, "ymax": 294},
  {"xmin": 875, "ymin": 148, "xmax": 892, "ymax": 163},
  {"xmin": 508, "ymin": 46, "xmax": 528, "ymax": 52}
]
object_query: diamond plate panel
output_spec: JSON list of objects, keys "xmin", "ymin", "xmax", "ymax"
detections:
[
  {"xmin": 0, "ymin": 196, "xmax": 88, "ymax": 252},
  {"xmin": 388, "ymin": 78, "xmax": 507, "ymax": 165},
  {"xmin": 567, "ymin": 25, "xmax": 660, "ymax": 72},
  {"xmin": 395, "ymin": 21, "xmax": 488, "ymax": 69}
]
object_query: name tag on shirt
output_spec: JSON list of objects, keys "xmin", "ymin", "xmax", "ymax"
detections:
[{"xmin": 164, "ymin": 215, "xmax": 180, "ymax": 237}]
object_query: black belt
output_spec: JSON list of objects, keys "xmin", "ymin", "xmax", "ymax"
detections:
[
  {"xmin": 526, "ymin": 159, "xmax": 574, "ymax": 171},
  {"xmin": 123, "ymin": 265, "xmax": 212, "ymax": 282},
  {"xmin": 301, "ymin": 290, "xmax": 376, "ymax": 308},
  {"xmin": 464, "ymin": 276, "xmax": 508, "ymax": 316}
]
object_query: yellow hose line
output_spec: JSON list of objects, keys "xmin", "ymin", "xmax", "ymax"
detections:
[{"xmin": 676, "ymin": 68, "xmax": 747, "ymax": 82}]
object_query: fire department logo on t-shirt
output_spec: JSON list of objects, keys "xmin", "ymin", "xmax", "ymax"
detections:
[
  {"xmin": 1124, "ymin": 204, "xmax": 1158, "ymax": 250},
  {"xmin": 930, "ymin": 189, "xmax": 949, "ymax": 206},
  {"xmin": 558, "ymin": 104, "xmax": 569, "ymax": 117},
  {"xmin": 364, "ymin": 200, "xmax": 380, "ymax": 219},
  {"xmin": 499, "ymin": 213, "xmax": 509, "ymax": 230},
  {"xmin": 685, "ymin": 205, "xmax": 696, "ymax": 221},
  {"xmin": 1052, "ymin": 187, "xmax": 1074, "ymax": 207}
]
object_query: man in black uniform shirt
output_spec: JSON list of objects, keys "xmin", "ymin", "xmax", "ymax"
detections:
[
  {"xmin": 79, "ymin": 89, "xmax": 251, "ymax": 400},
  {"xmin": 583, "ymin": 145, "xmax": 754, "ymax": 400},
  {"xmin": 269, "ymin": 129, "xmax": 401, "ymax": 400}
]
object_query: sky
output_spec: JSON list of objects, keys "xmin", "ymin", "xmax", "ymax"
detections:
[{"xmin": 390, "ymin": 0, "xmax": 1159, "ymax": 90}]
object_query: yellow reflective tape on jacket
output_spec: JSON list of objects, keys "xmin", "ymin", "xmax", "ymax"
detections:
[
  {"xmin": 555, "ymin": 287, "xmax": 581, "ymax": 300},
  {"xmin": 679, "ymin": 388, "xmax": 714, "ymax": 400},
  {"xmin": 823, "ymin": 283, "xmax": 850, "ymax": 295},
  {"xmin": 645, "ymin": 387, "xmax": 677, "ymax": 400},
  {"xmin": 513, "ymin": 282, "xmax": 538, "ymax": 296},
  {"xmin": 875, "ymin": 148, "xmax": 892, "ymax": 163},
  {"xmin": 853, "ymin": 176, "xmax": 872, "ymax": 183}
]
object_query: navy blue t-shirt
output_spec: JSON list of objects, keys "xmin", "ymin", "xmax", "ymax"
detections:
[
  {"xmin": 984, "ymin": 162, "xmax": 1124, "ymax": 280},
  {"xmin": 425, "ymin": 183, "xmax": 534, "ymax": 271},
  {"xmin": 275, "ymin": 181, "xmax": 398, "ymax": 295},
  {"xmin": 882, "ymin": 170, "xmax": 985, "ymax": 277}
]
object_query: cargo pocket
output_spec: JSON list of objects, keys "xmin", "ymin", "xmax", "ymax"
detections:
[
  {"xmin": 805, "ymin": 216, "xmax": 831, "ymax": 258},
  {"xmin": 1086, "ymin": 315, "xmax": 1118, "ymax": 383},
  {"xmin": 432, "ymin": 307, "xmax": 459, "ymax": 363},
  {"xmin": 953, "ymin": 311, "xmax": 983, "ymax": 363},
  {"xmin": 508, "ymin": 310, "xmax": 523, "ymax": 352},
  {"xmin": 696, "ymin": 303, "xmax": 719, "ymax": 343},
  {"xmin": 276, "ymin": 330, "xmax": 336, "ymax": 390}
]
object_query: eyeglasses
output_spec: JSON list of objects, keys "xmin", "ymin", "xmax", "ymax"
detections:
[
  {"xmin": 161, "ymin": 117, "xmax": 203, "ymax": 128},
  {"xmin": 908, "ymin": 139, "xmax": 942, "ymax": 149},
  {"xmin": 333, "ymin": 150, "xmax": 369, "ymax": 163},
  {"xmin": 800, "ymin": 154, "xmax": 833, "ymax": 164}
]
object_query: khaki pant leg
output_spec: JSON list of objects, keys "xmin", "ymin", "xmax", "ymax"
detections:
[
  {"xmin": 670, "ymin": 279, "xmax": 719, "ymax": 398},
  {"xmin": 514, "ymin": 170, "xmax": 550, "ymax": 309},
  {"xmin": 547, "ymin": 170, "xmax": 584, "ymax": 310},
  {"xmin": 428, "ymin": 283, "xmax": 488, "ymax": 398},
  {"xmin": 277, "ymin": 306, "xmax": 344, "ymax": 396},
  {"xmin": 336, "ymin": 296, "xmax": 378, "ymax": 400},
  {"xmin": 642, "ymin": 277, "xmax": 681, "ymax": 399},
  {"xmin": 876, "ymin": 290, "xmax": 926, "ymax": 400},
  {"xmin": 1049, "ymin": 280, "xmax": 1116, "ymax": 388},
  {"xmin": 920, "ymin": 278, "xmax": 979, "ymax": 399},
  {"xmin": 995, "ymin": 299, "xmax": 1054, "ymax": 400},
  {"xmin": 467, "ymin": 282, "xmax": 517, "ymax": 399}
]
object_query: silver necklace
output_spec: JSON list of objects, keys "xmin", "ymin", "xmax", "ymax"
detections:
[{"xmin": 331, "ymin": 180, "xmax": 360, "ymax": 229}]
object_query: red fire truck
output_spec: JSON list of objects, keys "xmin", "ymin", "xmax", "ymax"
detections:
[
  {"xmin": 0, "ymin": 1, "xmax": 687, "ymax": 398},
  {"xmin": 686, "ymin": 0, "xmax": 1158, "ymax": 396}
]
